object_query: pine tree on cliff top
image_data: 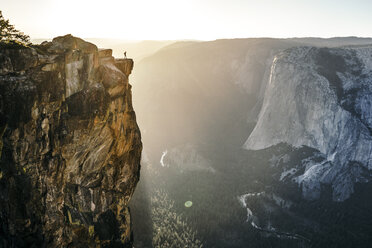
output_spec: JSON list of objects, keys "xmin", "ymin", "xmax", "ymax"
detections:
[{"xmin": 0, "ymin": 11, "xmax": 30, "ymax": 46}]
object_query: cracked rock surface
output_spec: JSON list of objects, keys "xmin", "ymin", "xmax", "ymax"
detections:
[{"xmin": 0, "ymin": 35, "xmax": 142, "ymax": 247}]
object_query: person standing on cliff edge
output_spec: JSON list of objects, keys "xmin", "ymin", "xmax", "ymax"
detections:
[{"xmin": 124, "ymin": 51, "xmax": 127, "ymax": 59}]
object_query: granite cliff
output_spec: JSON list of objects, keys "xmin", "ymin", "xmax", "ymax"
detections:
[
  {"xmin": 0, "ymin": 35, "xmax": 142, "ymax": 247},
  {"xmin": 245, "ymin": 46, "xmax": 372, "ymax": 201}
]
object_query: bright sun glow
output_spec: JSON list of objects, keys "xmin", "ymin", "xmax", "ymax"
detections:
[
  {"xmin": 2, "ymin": 0, "xmax": 372, "ymax": 40},
  {"xmin": 49, "ymin": 0, "xmax": 200, "ymax": 40},
  {"xmin": 44, "ymin": 0, "xmax": 220, "ymax": 40}
]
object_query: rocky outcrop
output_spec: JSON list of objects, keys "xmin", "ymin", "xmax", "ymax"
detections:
[
  {"xmin": 244, "ymin": 46, "xmax": 372, "ymax": 201},
  {"xmin": 0, "ymin": 35, "xmax": 142, "ymax": 247}
]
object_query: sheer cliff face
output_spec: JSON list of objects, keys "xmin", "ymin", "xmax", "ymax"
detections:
[
  {"xmin": 0, "ymin": 35, "xmax": 142, "ymax": 247},
  {"xmin": 132, "ymin": 39, "xmax": 301, "ymax": 163},
  {"xmin": 244, "ymin": 46, "xmax": 372, "ymax": 201}
]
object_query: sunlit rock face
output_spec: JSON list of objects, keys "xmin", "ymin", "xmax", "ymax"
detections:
[
  {"xmin": 244, "ymin": 46, "xmax": 372, "ymax": 201},
  {"xmin": 0, "ymin": 35, "xmax": 142, "ymax": 247}
]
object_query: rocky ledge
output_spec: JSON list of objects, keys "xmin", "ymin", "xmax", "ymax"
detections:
[{"xmin": 0, "ymin": 35, "xmax": 142, "ymax": 247}]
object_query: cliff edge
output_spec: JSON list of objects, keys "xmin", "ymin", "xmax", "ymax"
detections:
[{"xmin": 0, "ymin": 35, "xmax": 142, "ymax": 247}]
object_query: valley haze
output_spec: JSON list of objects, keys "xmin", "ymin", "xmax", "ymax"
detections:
[{"xmin": 1, "ymin": 0, "xmax": 372, "ymax": 247}]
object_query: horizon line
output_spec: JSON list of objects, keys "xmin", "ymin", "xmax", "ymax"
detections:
[{"xmin": 31, "ymin": 35, "xmax": 372, "ymax": 43}]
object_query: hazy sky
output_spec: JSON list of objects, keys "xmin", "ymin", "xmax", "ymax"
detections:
[{"xmin": 1, "ymin": 0, "xmax": 372, "ymax": 40}]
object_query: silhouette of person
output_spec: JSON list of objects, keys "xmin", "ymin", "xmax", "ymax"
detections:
[{"xmin": 124, "ymin": 51, "xmax": 127, "ymax": 59}]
